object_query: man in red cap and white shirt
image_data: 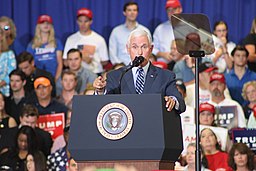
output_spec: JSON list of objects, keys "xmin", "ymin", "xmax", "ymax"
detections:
[
  {"xmin": 185, "ymin": 62, "xmax": 231, "ymax": 108},
  {"xmin": 63, "ymin": 8, "xmax": 109, "ymax": 75},
  {"xmin": 208, "ymin": 73, "xmax": 246, "ymax": 129},
  {"xmin": 152, "ymin": 0, "xmax": 182, "ymax": 64}
]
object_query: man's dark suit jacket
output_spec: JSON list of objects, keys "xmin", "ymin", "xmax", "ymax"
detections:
[{"xmin": 106, "ymin": 63, "xmax": 186, "ymax": 114}]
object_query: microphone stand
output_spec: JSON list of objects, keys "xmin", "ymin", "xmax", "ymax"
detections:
[
  {"xmin": 118, "ymin": 56, "xmax": 144, "ymax": 94},
  {"xmin": 189, "ymin": 50, "xmax": 205, "ymax": 171}
]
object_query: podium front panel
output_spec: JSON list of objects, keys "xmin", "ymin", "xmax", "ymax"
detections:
[{"xmin": 68, "ymin": 94, "xmax": 182, "ymax": 161}]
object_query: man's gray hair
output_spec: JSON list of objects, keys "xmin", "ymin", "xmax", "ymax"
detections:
[{"xmin": 127, "ymin": 28, "xmax": 152, "ymax": 47}]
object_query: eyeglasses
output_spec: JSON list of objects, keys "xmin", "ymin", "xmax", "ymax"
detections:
[{"xmin": 4, "ymin": 25, "xmax": 10, "ymax": 31}]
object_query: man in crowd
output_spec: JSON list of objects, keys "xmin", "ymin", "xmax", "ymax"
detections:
[
  {"xmin": 93, "ymin": 28, "xmax": 185, "ymax": 114},
  {"xmin": 208, "ymin": 73, "xmax": 246, "ymax": 129},
  {"xmin": 17, "ymin": 51, "xmax": 56, "ymax": 98},
  {"xmin": 32, "ymin": 76, "xmax": 68, "ymax": 119},
  {"xmin": 63, "ymin": 7, "xmax": 109, "ymax": 75},
  {"xmin": 5, "ymin": 69, "xmax": 29, "ymax": 124},
  {"xmin": 152, "ymin": 0, "xmax": 182, "ymax": 64},
  {"xmin": 109, "ymin": 1, "xmax": 150, "ymax": 66}
]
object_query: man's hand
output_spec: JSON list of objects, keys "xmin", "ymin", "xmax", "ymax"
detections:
[
  {"xmin": 93, "ymin": 76, "xmax": 106, "ymax": 94},
  {"xmin": 164, "ymin": 96, "xmax": 176, "ymax": 112}
]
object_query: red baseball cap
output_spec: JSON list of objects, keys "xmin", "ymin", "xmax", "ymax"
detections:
[
  {"xmin": 152, "ymin": 61, "xmax": 168, "ymax": 69},
  {"xmin": 165, "ymin": 0, "xmax": 181, "ymax": 9},
  {"xmin": 210, "ymin": 73, "xmax": 226, "ymax": 84},
  {"xmin": 199, "ymin": 102, "xmax": 215, "ymax": 114},
  {"xmin": 37, "ymin": 15, "xmax": 53, "ymax": 24},
  {"xmin": 199, "ymin": 62, "xmax": 218, "ymax": 73},
  {"xmin": 77, "ymin": 8, "xmax": 93, "ymax": 19}
]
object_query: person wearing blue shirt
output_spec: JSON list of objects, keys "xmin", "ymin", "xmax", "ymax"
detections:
[
  {"xmin": 26, "ymin": 15, "xmax": 63, "ymax": 81},
  {"xmin": 225, "ymin": 45, "xmax": 256, "ymax": 106}
]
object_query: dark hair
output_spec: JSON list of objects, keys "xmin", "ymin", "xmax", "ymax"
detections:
[
  {"xmin": 15, "ymin": 126, "xmax": 38, "ymax": 154},
  {"xmin": 123, "ymin": 1, "xmax": 138, "ymax": 12},
  {"xmin": 231, "ymin": 45, "xmax": 249, "ymax": 57},
  {"xmin": 67, "ymin": 48, "xmax": 82, "ymax": 58},
  {"xmin": 9, "ymin": 69, "xmax": 26, "ymax": 81},
  {"xmin": 228, "ymin": 143, "xmax": 254, "ymax": 171},
  {"xmin": 0, "ymin": 92, "xmax": 7, "ymax": 115},
  {"xmin": 200, "ymin": 128, "xmax": 222, "ymax": 151},
  {"xmin": 26, "ymin": 150, "xmax": 47, "ymax": 171},
  {"xmin": 16, "ymin": 51, "xmax": 34, "ymax": 64},
  {"xmin": 20, "ymin": 104, "xmax": 39, "ymax": 118},
  {"xmin": 214, "ymin": 21, "xmax": 228, "ymax": 31},
  {"xmin": 213, "ymin": 20, "xmax": 229, "ymax": 42}
]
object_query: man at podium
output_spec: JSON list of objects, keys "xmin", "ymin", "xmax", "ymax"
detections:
[{"xmin": 93, "ymin": 28, "xmax": 185, "ymax": 114}]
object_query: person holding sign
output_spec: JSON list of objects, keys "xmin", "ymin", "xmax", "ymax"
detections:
[
  {"xmin": 208, "ymin": 73, "xmax": 246, "ymax": 129},
  {"xmin": 93, "ymin": 28, "xmax": 186, "ymax": 113}
]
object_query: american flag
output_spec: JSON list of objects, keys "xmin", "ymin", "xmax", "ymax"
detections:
[{"xmin": 47, "ymin": 147, "xmax": 68, "ymax": 171}]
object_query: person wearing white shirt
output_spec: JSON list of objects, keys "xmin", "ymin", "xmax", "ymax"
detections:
[
  {"xmin": 63, "ymin": 8, "xmax": 109, "ymax": 74},
  {"xmin": 109, "ymin": 2, "xmax": 150, "ymax": 66}
]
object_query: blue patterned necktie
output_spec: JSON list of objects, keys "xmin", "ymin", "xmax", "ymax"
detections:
[{"xmin": 136, "ymin": 68, "xmax": 145, "ymax": 94}]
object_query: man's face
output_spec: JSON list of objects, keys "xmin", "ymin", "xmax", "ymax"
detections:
[
  {"xmin": 10, "ymin": 75, "xmax": 25, "ymax": 92},
  {"xmin": 123, "ymin": 4, "xmax": 138, "ymax": 22},
  {"xmin": 68, "ymin": 52, "xmax": 82, "ymax": 71},
  {"xmin": 233, "ymin": 50, "xmax": 247, "ymax": 67},
  {"xmin": 127, "ymin": 35, "xmax": 153, "ymax": 66},
  {"xmin": 20, "ymin": 115, "xmax": 37, "ymax": 129},
  {"xmin": 77, "ymin": 16, "xmax": 92, "ymax": 33},
  {"xmin": 166, "ymin": 6, "xmax": 182, "ymax": 20},
  {"xmin": 61, "ymin": 74, "xmax": 77, "ymax": 91},
  {"xmin": 18, "ymin": 61, "xmax": 34, "ymax": 76},
  {"xmin": 35, "ymin": 84, "xmax": 52, "ymax": 101},
  {"xmin": 209, "ymin": 80, "xmax": 226, "ymax": 97}
]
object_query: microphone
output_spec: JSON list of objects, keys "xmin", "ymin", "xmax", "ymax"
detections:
[
  {"xmin": 118, "ymin": 56, "xmax": 145, "ymax": 93},
  {"xmin": 125, "ymin": 56, "xmax": 145, "ymax": 72}
]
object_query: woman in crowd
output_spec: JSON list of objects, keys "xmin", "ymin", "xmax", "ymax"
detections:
[
  {"xmin": 212, "ymin": 20, "xmax": 234, "ymax": 73},
  {"xmin": 0, "ymin": 27, "xmax": 16, "ymax": 97},
  {"xmin": 0, "ymin": 92, "xmax": 17, "ymax": 129},
  {"xmin": 242, "ymin": 81, "xmax": 256, "ymax": 120},
  {"xmin": 0, "ymin": 126, "xmax": 38, "ymax": 171},
  {"xmin": 0, "ymin": 16, "xmax": 24, "ymax": 55},
  {"xmin": 183, "ymin": 143, "xmax": 211, "ymax": 171},
  {"xmin": 26, "ymin": 14, "xmax": 63, "ymax": 81},
  {"xmin": 199, "ymin": 102, "xmax": 216, "ymax": 126},
  {"xmin": 200, "ymin": 128, "xmax": 232, "ymax": 171},
  {"xmin": 25, "ymin": 150, "xmax": 47, "ymax": 171},
  {"xmin": 228, "ymin": 143, "xmax": 255, "ymax": 171}
]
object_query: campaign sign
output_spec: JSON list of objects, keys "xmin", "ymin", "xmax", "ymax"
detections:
[
  {"xmin": 214, "ymin": 106, "xmax": 238, "ymax": 129},
  {"xmin": 233, "ymin": 129, "xmax": 256, "ymax": 154},
  {"xmin": 37, "ymin": 113, "xmax": 65, "ymax": 140}
]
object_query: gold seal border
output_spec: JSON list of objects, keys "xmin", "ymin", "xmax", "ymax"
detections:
[{"xmin": 97, "ymin": 102, "xmax": 133, "ymax": 140}]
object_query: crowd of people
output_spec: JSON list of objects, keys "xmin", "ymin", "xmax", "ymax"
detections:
[{"xmin": 0, "ymin": 0, "xmax": 256, "ymax": 170}]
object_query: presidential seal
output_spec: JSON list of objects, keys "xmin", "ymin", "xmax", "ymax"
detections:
[{"xmin": 97, "ymin": 102, "xmax": 133, "ymax": 140}]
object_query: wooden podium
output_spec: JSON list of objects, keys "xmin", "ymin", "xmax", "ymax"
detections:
[{"xmin": 68, "ymin": 94, "xmax": 182, "ymax": 170}]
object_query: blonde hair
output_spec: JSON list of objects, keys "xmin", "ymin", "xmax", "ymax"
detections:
[
  {"xmin": 0, "ymin": 27, "xmax": 9, "ymax": 52},
  {"xmin": 250, "ymin": 17, "xmax": 256, "ymax": 34},
  {"xmin": 32, "ymin": 24, "xmax": 56, "ymax": 49},
  {"xmin": 0, "ymin": 16, "xmax": 17, "ymax": 41},
  {"xmin": 242, "ymin": 81, "xmax": 256, "ymax": 101}
]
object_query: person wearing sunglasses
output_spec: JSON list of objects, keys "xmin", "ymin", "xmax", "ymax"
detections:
[{"xmin": 0, "ymin": 16, "xmax": 25, "ymax": 56}]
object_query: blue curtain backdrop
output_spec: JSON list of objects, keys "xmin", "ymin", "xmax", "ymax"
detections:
[{"xmin": 0, "ymin": 0, "xmax": 255, "ymax": 49}]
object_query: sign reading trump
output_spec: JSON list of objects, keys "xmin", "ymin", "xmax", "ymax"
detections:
[
  {"xmin": 37, "ymin": 113, "xmax": 65, "ymax": 140},
  {"xmin": 214, "ymin": 106, "xmax": 238, "ymax": 129}
]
